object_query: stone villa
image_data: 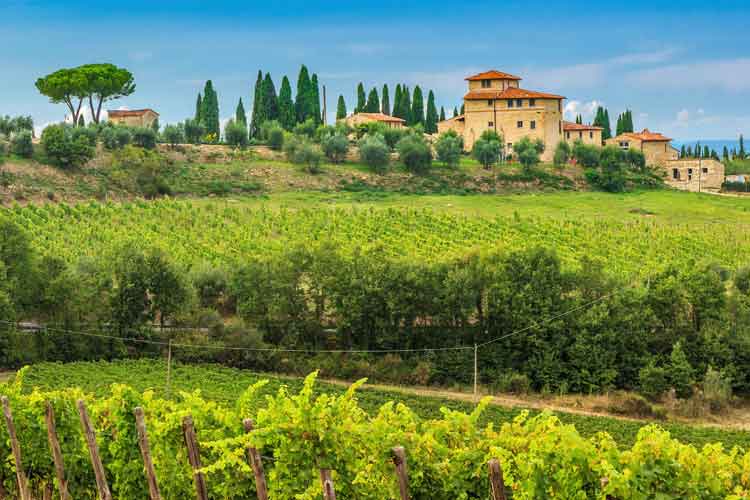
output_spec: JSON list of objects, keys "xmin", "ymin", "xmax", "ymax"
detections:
[
  {"xmin": 563, "ymin": 121, "xmax": 603, "ymax": 146},
  {"xmin": 345, "ymin": 112, "xmax": 406, "ymax": 129},
  {"xmin": 437, "ymin": 70, "xmax": 565, "ymax": 162},
  {"xmin": 107, "ymin": 109, "xmax": 159, "ymax": 128}
]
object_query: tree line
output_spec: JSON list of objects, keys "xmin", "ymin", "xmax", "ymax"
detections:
[
  {"xmin": 2, "ymin": 216, "xmax": 750, "ymax": 401},
  {"xmin": 347, "ymin": 83, "xmax": 441, "ymax": 133}
]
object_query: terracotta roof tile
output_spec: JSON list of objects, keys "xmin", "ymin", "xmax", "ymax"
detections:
[
  {"xmin": 563, "ymin": 121, "xmax": 603, "ymax": 131},
  {"xmin": 620, "ymin": 128, "xmax": 672, "ymax": 142},
  {"xmin": 107, "ymin": 108, "xmax": 159, "ymax": 117},
  {"xmin": 352, "ymin": 112, "xmax": 405, "ymax": 123},
  {"xmin": 464, "ymin": 87, "xmax": 565, "ymax": 100},
  {"xmin": 439, "ymin": 114, "xmax": 465, "ymax": 123},
  {"xmin": 465, "ymin": 70, "xmax": 522, "ymax": 81}
]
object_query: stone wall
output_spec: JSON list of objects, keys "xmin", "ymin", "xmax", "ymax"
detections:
[{"xmin": 663, "ymin": 158, "xmax": 724, "ymax": 192}]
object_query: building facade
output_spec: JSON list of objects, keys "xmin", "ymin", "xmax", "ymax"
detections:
[
  {"xmin": 563, "ymin": 121, "xmax": 603, "ymax": 146},
  {"xmin": 344, "ymin": 112, "xmax": 405, "ymax": 129},
  {"xmin": 605, "ymin": 129, "xmax": 679, "ymax": 165},
  {"xmin": 107, "ymin": 109, "xmax": 159, "ymax": 128},
  {"xmin": 664, "ymin": 158, "xmax": 725, "ymax": 192},
  {"xmin": 437, "ymin": 70, "xmax": 565, "ymax": 162}
]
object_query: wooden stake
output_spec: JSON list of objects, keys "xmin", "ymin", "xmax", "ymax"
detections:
[
  {"xmin": 45, "ymin": 402, "xmax": 71, "ymax": 500},
  {"xmin": 319, "ymin": 469, "xmax": 336, "ymax": 500},
  {"xmin": 77, "ymin": 400, "xmax": 112, "ymax": 500},
  {"xmin": 182, "ymin": 415, "xmax": 208, "ymax": 500},
  {"xmin": 473, "ymin": 343, "xmax": 479, "ymax": 402},
  {"xmin": 392, "ymin": 446, "xmax": 409, "ymax": 500},
  {"xmin": 134, "ymin": 407, "xmax": 161, "ymax": 500},
  {"xmin": 166, "ymin": 340, "xmax": 172, "ymax": 399},
  {"xmin": 1, "ymin": 396, "xmax": 30, "ymax": 500},
  {"xmin": 488, "ymin": 459, "xmax": 507, "ymax": 500},
  {"xmin": 242, "ymin": 419, "xmax": 268, "ymax": 500}
]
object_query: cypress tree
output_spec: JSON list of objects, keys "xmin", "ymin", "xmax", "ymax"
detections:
[
  {"xmin": 311, "ymin": 74, "xmax": 322, "ymax": 125},
  {"xmin": 235, "ymin": 98, "xmax": 247, "ymax": 125},
  {"xmin": 356, "ymin": 83, "xmax": 366, "ymax": 113},
  {"xmin": 195, "ymin": 93, "xmax": 203, "ymax": 124},
  {"xmin": 381, "ymin": 84, "xmax": 390, "ymax": 115},
  {"xmin": 402, "ymin": 86, "xmax": 412, "ymax": 124},
  {"xmin": 295, "ymin": 65, "xmax": 312, "ymax": 123},
  {"xmin": 740, "ymin": 134, "xmax": 746, "ymax": 159},
  {"xmin": 250, "ymin": 71, "xmax": 263, "ymax": 138},
  {"xmin": 453, "ymin": 107, "xmax": 458, "ymax": 118},
  {"xmin": 703, "ymin": 145, "xmax": 710, "ymax": 159},
  {"xmin": 278, "ymin": 76, "xmax": 295, "ymax": 130},
  {"xmin": 625, "ymin": 110, "xmax": 634, "ymax": 132},
  {"xmin": 723, "ymin": 146, "xmax": 729, "ymax": 161},
  {"xmin": 393, "ymin": 85, "xmax": 402, "ymax": 115},
  {"xmin": 439, "ymin": 106, "xmax": 446, "ymax": 122},
  {"xmin": 262, "ymin": 73, "xmax": 279, "ymax": 122},
  {"xmin": 695, "ymin": 142, "xmax": 701, "ymax": 158},
  {"xmin": 336, "ymin": 95, "xmax": 347, "ymax": 120},
  {"xmin": 365, "ymin": 87, "xmax": 380, "ymax": 113},
  {"xmin": 460, "ymin": 103, "xmax": 465, "ymax": 115},
  {"xmin": 616, "ymin": 114, "xmax": 623, "ymax": 136},
  {"xmin": 680, "ymin": 145, "xmax": 686, "ymax": 158},
  {"xmin": 602, "ymin": 109, "xmax": 612, "ymax": 140},
  {"xmin": 425, "ymin": 90, "xmax": 438, "ymax": 133},
  {"xmin": 687, "ymin": 145, "xmax": 693, "ymax": 157},
  {"xmin": 593, "ymin": 107, "xmax": 603, "ymax": 128},
  {"xmin": 201, "ymin": 80, "xmax": 220, "ymax": 140},
  {"xmin": 411, "ymin": 86, "xmax": 424, "ymax": 127},
  {"xmin": 576, "ymin": 114, "xmax": 583, "ymax": 125}
]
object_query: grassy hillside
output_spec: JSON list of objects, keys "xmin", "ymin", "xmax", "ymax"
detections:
[{"xmin": 12, "ymin": 359, "xmax": 750, "ymax": 450}]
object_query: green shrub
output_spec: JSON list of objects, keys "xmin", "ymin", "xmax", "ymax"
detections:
[
  {"xmin": 183, "ymin": 119, "xmax": 205, "ymax": 144},
  {"xmin": 284, "ymin": 135, "xmax": 323, "ymax": 174},
  {"xmin": 702, "ymin": 366, "xmax": 732, "ymax": 412},
  {"xmin": 513, "ymin": 137, "xmax": 545, "ymax": 172},
  {"xmin": 396, "ymin": 134, "xmax": 432, "ymax": 174},
  {"xmin": 472, "ymin": 130, "xmax": 503, "ymax": 169},
  {"xmin": 70, "ymin": 126, "xmax": 98, "ymax": 147},
  {"xmin": 321, "ymin": 134, "xmax": 349, "ymax": 163},
  {"xmin": 668, "ymin": 342, "xmax": 694, "ymax": 399},
  {"xmin": 132, "ymin": 127, "xmax": 157, "ymax": 149},
  {"xmin": 498, "ymin": 372, "xmax": 531, "ymax": 395},
  {"xmin": 40, "ymin": 124, "xmax": 95, "ymax": 169},
  {"xmin": 553, "ymin": 141, "xmax": 571, "ymax": 168},
  {"xmin": 224, "ymin": 119, "xmax": 248, "ymax": 149},
  {"xmin": 10, "ymin": 131, "xmax": 33, "ymax": 158},
  {"xmin": 638, "ymin": 361, "xmax": 669, "ymax": 400},
  {"xmin": 358, "ymin": 134, "xmax": 390, "ymax": 174},
  {"xmin": 435, "ymin": 131, "xmax": 463, "ymax": 168},
  {"xmin": 382, "ymin": 127, "xmax": 406, "ymax": 150},
  {"xmin": 162, "ymin": 125, "xmax": 184, "ymax": 148},
  {"xmin": 572, "ymin": 140, "xmax": 600, "ymax": 168},
  {"xmin": 293, "ymin": 118, "xmax": 317, "ymax": 139},
  {"xmin": 268, "ymin": 128, "xmax": 284, "ymax": 151}
]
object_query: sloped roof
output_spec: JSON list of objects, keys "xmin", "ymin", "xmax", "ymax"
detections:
[
  {"xmin": 351, "ymin": 112, "xmax": 405, "ymax": 123},
  {"xmin": 465, "ymin": 70, "xmax": 522, "ymax": 81},
  {"xmin": 619, "ymin": 128, "xmax": 672, "ymax": 142},
  {"xmin": 439, "ymin": 114, "xmax": 465, "ymax": 123},
  {"xmin": 563, "ymin": 121, "xmax": 603, "ymax": 131},
  {"xmin": 108, "ymin": 108, "xmax": 159, "ymax": 117},
  {"xmin": 464, "ymin": 87, "xmax": 565, "ymax": 100}
]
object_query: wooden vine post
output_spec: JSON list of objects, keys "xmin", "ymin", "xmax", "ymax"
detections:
[
  {"xmin": 1, "ymin": 396, "xmax": 30, "ymax": 500},
  {"xmin": 134, "ymin": 407, "xmax": 162, "ymax": 500},
  {"xmin": 488, "ymin": 459, "xmax": 507, "ymax": 500},
  {"xmin": 77, "ymin": 400, "xmax": 113, "ymax": 500},
  {"xmin": 319, "ymin": 468, "xmax": 336, "ymax": 500},
  {"xmin": 45, "ymin": 402, "xmax": 71, "ymax": 500},
  {"xmin": 182, "ymin": 415, "xmax": 209, "ymax": 500},
  {"xmin": 242, "ymin": 419, "xmax": 268, "ymax": 500},
  {"xmin": 392, "ymin": 446, "xmax": 410, "ymax": 500}
]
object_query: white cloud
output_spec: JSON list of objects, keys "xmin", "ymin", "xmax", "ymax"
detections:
[
  {"xmin": 626, "ymin": 58, "xmax": 750, "ymax": 92},
  {"xmin": 676, "ymin": 109, "xmax": 690, "ymax": 126},
  {"xmin": 563, "ymin": 100, "xmax": 603, "ymax": 122}
]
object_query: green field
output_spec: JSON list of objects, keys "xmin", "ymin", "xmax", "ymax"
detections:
[
  {"xmin": 7, "ymin": 190, "xmax": 750, "ymax": 277},
  {"xmin": 12, "ymin": 360, "xmax": 750, "ymax": 450}
]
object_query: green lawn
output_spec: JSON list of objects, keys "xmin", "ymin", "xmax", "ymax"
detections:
[{"xmin": 11, "ymin": 360, "xmax": 750, "ymax": 450}]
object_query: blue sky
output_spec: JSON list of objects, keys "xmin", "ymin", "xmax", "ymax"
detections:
[{"xmin": 2, "ymin": 0, "xmax": 749, "ymax": 141}]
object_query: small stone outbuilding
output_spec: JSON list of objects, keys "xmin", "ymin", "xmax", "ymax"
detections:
[
  {"xmin": 344, "ymin": 112, "xmax": 405, "ymax": 129},
  {"xmin": 107, "ymin": 109, "xmax": 159, "ymax": 128},
  {"xmin": 563, "ymin": 121, "xmax": 603, "ymax": 146}
]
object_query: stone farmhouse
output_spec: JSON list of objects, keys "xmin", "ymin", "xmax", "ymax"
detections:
[
  {"xmin": 345, "ymin": 112, "xmax": 406, "ymax": 129},
  {"xmin": 107, "ymin": 109, "xmax": 159, "ymax": 128},
  {"xmin": 606, "ymin": 129, "xmax": 724, "ymax": 192},
  {"xmin": 563, "ymin": 122, "xmax": 603, "ymax": 146},
  {"xmin": 437, "ymin": 70, "xmax": 565, "ymax": 162}
]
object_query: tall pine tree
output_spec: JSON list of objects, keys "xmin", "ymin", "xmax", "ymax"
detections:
[
  {"xmin": 602, "ymin": 109, "xmax": 612, "ymax": 140},
  {"xmin": 235, "ymin": 98, "xmax": 247, "ymax": 125},
  {"xmin": 439, "ymin": 106, "xmax": 446, "ymax": 122},
  {"xmin": 250, "ymin": 70, "xmax": 263, "ymax": 138},
  {"xmin": 261, "ymin": 73, "xmax": 279, "ymax": 123},
  {"xmin": 311, "ymin": 74, "xmax": 322, "ymax": 125},
  {"xmin": 295, "ymin": 65, "xmax": 312, "ymax": 124},
  {"xmin": 381, "ymin": 84, "xmax": 390, "ymax": 116},
  {"xmin": 402, "ymin": 86, "xmax": 412, "ymax": 124},
  {"xmin": 425, "ymin": 90, "xmax": 438, "ymax": 133},
  {"xmin": 740, "ymin": 134, "xmax": 746, "ymax": 159},
  {"xmin": 355, "ymin": 83, "xmax": 366, "ymax": 113},
  {"xmin": 393, "ymin": 85, "xmax": 402, "ymax": 117},
  {"xmin": 365, "ymin": 88, "xmax": 380, "ymax": 113},
  {"xmin": 200, "ymin": 80, "xmax": 220, "ymax": 140},
  {"xmin": 195, "ymin": 93, "xmax": 203, "ymax": 124},
  {"xmin": 411, "ymin": 86, "xmax": 424, "ymax": 127},
  {"xmin": 278, "ymin": 76, "xmax": 295, "ymax": 130},
  {"xmin": 336, "ymin": 95, "xmax": 347, "ymax": 120}
]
